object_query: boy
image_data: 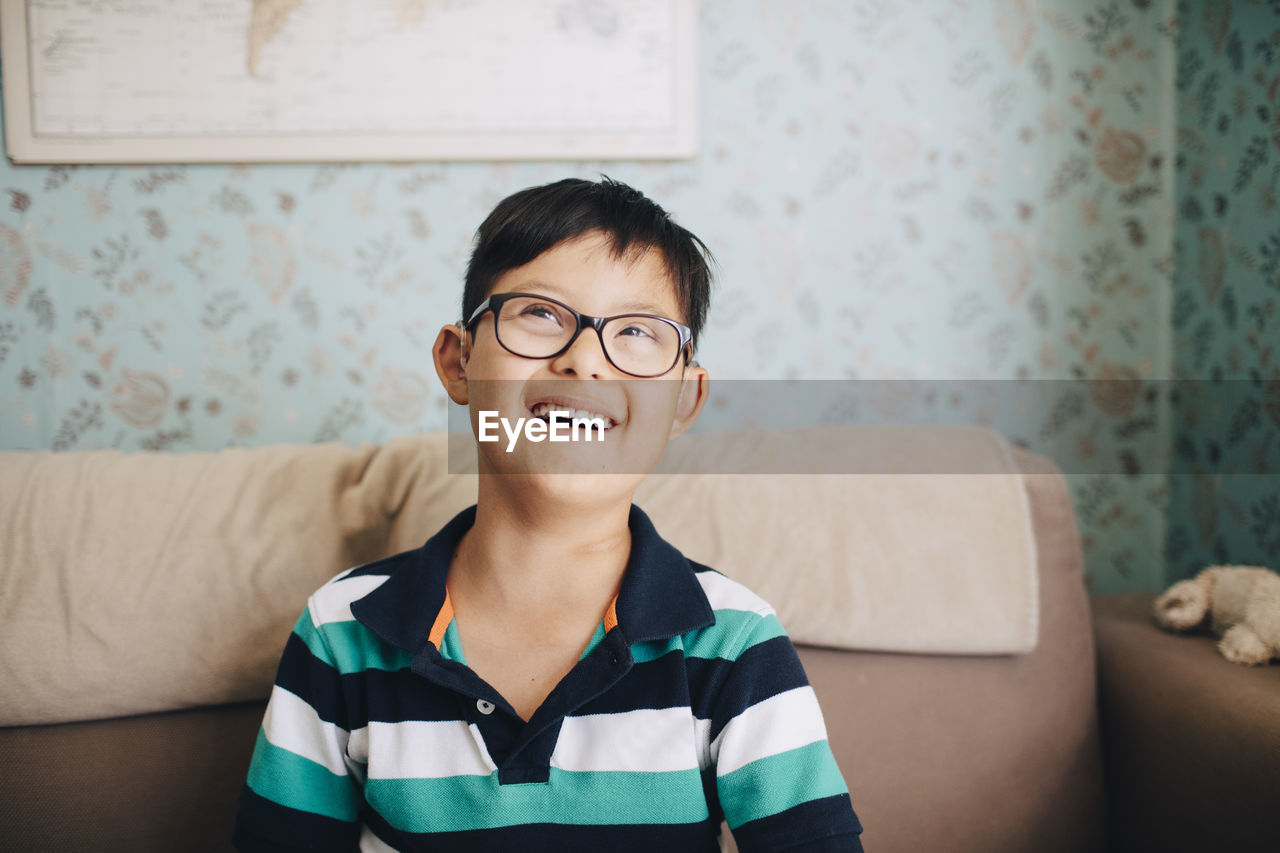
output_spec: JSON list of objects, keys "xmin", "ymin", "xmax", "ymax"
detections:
[{"xmin": 233, "ymin": 177, "xmax": 865, "ymax": 852}]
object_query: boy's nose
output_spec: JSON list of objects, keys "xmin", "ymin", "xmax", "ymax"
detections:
[{"xmin": 549, "ymin": 326, "xmax": 612, "ymax": 378}]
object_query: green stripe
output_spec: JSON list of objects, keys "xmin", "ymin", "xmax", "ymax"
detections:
[
  {"xmin": 366, "ymin": 768, "xmax": 709, "ymax": 833},
  {"xmin": 630, "ymin": 610, "xmax": 787, "ymax": 664},
  {"xmin": 718, "ymin": 740, "xmax": 848, "ymax": 829},
  {"xmin": 294, "ymin": 612, "xmax": 414, "ymax": 673},
  {"xmin": 246, "ymin": 729, "xmax": 359, "ymax": 822}
]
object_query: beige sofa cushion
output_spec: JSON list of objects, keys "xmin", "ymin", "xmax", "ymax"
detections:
[
  {"xmin": 0, "ymin": 436, "xmax": 474, "ymax": 726},
  {"xmin": 638, "ymin": 425, "xmax": 1038, "ymax": 656},
  {"xmin": 0, "ymin": 426, "xmax": 1035, "ymax": 725}
]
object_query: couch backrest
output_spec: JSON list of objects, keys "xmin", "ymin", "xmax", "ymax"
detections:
[{"xmin": 0, "ymin": 426, "xmax": 1037, "ymax": 725}]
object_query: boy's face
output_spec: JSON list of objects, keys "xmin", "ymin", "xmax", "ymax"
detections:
[{"xmin": 434, "ymin": 231, "xmax": 709, "ymax": 503}]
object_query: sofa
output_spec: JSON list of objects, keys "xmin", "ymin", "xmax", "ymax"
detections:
[{"xmin": 1, "ymin": 426, "xmax": 1277, "ymax": 852}]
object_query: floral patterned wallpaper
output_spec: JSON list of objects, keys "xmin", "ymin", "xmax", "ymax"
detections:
[
  {"xmin": 1165, "ymin": 0, "xmax": 1280, "ymax": 581},
  {"xmin": 2, "ymin": 0, "xmax": 1243, "ymax": 594}
]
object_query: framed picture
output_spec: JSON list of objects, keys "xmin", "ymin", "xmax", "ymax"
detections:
[{"xmin": 1, "ymin": 0, "xmax": 698, "ymax": 163}]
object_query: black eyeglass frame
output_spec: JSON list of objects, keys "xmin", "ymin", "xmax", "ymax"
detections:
[{"xmin": 462, "ymin": 292, "xmax": 693, "ymax": 378}]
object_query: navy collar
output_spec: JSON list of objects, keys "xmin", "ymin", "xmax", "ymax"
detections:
[{"xmin": 350, "ymin": 504, "xmax": 715, "ymax": 654}]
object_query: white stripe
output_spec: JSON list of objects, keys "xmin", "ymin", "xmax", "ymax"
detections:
[
  {"xmin": 309, "ymin": 574, "xmax": 389, "ymax": 627},
  {"xmin": 552, "ymin": 707, "xmax": 701, "ymax": 773},
  {"xmin": 711, "ymin": 686, "xmax": 828, "ymax": 776},
  {"xmin": 261, "ymin": 685, "xmax": 351, "ymax": 777},
  {"xmin": 696, "ymin": 571, "xmax": 775, "ymax": 616},
  {"xmin": 364, "ymin": 719, "xmax": 497, "ymax": 779}
]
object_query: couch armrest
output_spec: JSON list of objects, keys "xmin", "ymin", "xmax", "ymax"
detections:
[{"xmin": 1091, "ymin": 593, "xmax": 1280, "ymax": 852}]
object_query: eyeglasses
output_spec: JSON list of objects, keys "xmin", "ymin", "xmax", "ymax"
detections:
[{"xmin": 463, "ymin": 292, "xmax": 692, "ymax": 378}]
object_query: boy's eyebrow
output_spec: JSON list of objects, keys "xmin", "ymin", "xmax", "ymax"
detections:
[{"xmin": 514, "ymin": 280, "xmax": 675, "ymax": 317}]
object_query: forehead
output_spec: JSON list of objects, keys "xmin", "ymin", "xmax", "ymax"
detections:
[{"xmin": 490, "ymin": 232, "xmax": 681, "ymax": 318}]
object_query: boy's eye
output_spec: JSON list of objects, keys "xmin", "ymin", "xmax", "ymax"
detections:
[
  {"xmin": 519, "ymin": 304, "xmax": 563, "ymax": 324},
  {"xmin": 611, "ymin": 319, "xmax": 672, "ymax": 352},
  {"xmin": 617, "ymin": 323, "xmax": 657, "ymax": 340}
]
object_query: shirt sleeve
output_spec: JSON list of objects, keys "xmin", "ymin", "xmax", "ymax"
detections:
[
  {"xmin": 710, "ymin": 612, "xmax": 865, "ymax": 853},
  {"xmin": 233, "ymin": 603, "xmax": 363, "ymax": 853}
]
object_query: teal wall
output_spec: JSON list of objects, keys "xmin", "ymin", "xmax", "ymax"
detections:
[
  {"xmin": 4, "ymin": 0, "xmax": 1262, "ymax": 593},
  {"xmin": 1165, "ymin": 0, "xmax": 1280, "ymax": 580}
]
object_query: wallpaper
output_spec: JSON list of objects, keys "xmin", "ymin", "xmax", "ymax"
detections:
[
  {"xmin": 0, "ymin": 0, "xmax": 1237, "ymax": 593},
  {"xmin": 1166, "ymin": 0, "xmax": 1280, "ymax": 580}
]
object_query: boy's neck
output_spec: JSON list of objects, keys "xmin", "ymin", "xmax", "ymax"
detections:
[{"xmin": 449, "ymin": 482, "xmax": 634, "ymax": 621}]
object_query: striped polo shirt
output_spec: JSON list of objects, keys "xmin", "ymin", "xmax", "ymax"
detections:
[{"xmin": 233, "ymin": 505, "xmax": 864, "ymax": 852}]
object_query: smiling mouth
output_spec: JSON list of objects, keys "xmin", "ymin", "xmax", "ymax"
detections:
[{"xmin": 527, "ymin": 401, "xmax": 619, "ymax": 431}]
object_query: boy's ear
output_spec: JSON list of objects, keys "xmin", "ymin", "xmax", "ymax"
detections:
[
  {"xmin": 432, "ymin": 324, "xmax": 470, "ymax": 405},
  {"xmin": 668, "ymin": 363, "xmax": 709, "ymax": 441}
]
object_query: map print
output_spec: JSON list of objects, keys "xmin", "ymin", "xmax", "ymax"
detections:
[{"xmin": 12, "ymin": 0, "xmax": 692, "ymax": 160}]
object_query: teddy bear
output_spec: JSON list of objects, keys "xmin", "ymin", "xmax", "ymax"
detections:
[{"xmin": 1153, "ymin": 565, "xmax": 1280, "ymax": 665}]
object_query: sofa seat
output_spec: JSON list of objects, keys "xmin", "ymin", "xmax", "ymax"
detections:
[
  {"xmin": 1092, "ymin": 593, "xmax": 1280, "ymax": 852},
  {"xmin": 1, "ymin": 702, "xmax": 264, "ymax": 851}
]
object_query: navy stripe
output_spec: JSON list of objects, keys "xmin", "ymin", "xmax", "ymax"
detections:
[
  {"xmin": 729, "ymin": 794, "xmax": 863, "ymax": 853},
  {"xmin": 233, "ymin": 786, "xmax": 360, "ymax": 853},
  {"xmin": 708, "ymin": 635, "xmax": 810, "ymax": 742},
  {"xmin": 278, "ymin": 635, "xmax": 809, "ymax": 731},
  {"xmin": 273, "ymin": 632, "xmax": 352, "ymax": 730},
  {"xmin": 575, "ymin": 633, "xmax": 808, "ymax": 726},
  {"xmin": 684, "ymin": 654, "xmax": 737, "ymax": 719},
  {"xmin": 574, "ymin": 649, "xmax": 691, "ymax": 715},
  {"xmin": 702, "ymin": 766, "xmax": 724, "ymax": 828},
  {"xmin": 360, "ymin": 666, "xmax": 470, "ymax": 724},
  {"xmin": 363, "ymin": 806, "xmax": 722, "ymax": 853},
  {"xmin": 275, "ymin": 639, "xmax": 473, "ymax": 730},
  {"xmin": 574, "ymin": 642, "xmax": 804, "ymax": 724}
]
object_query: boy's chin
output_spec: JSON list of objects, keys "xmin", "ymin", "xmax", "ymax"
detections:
[
  {"xmin": 479, "ymin": 468, "xmax": 645, "ymax": 509},
  {"xmin": 525, "ymin": 471, "xmax": 643, "ymax": 504},
  {"xmin": 478, "ymin": 443, "xmax": 653, "ymax": 501}
]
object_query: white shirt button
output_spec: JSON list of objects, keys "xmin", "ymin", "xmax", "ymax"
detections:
[{"xmin": 476, "ymin": 699, "xmax": 495, "ymax": 715}]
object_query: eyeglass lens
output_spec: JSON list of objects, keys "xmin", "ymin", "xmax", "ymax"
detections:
[{"xmin": 494, "ymin": 296, "xmax": 681, "ymax": 377}]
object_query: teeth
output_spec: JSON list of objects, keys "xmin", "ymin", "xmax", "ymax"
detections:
[{"xmin": 530, "ymin": 403, "xmax": 614, "ymax": 428}]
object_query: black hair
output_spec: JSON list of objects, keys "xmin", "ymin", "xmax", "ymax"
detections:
[{"xmin": 462, "ymin": 176, "xmax": 714, "ymax": 353}]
